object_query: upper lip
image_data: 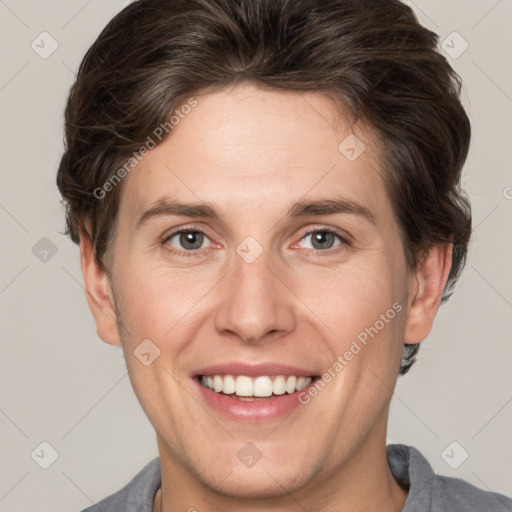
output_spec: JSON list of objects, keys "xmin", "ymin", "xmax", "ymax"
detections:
[{"xmin": 193, "ymin": 362, "xmax": 318, "ymax": 378}]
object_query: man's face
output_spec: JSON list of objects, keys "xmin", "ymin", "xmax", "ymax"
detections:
[{"xmin": 106, "ymin": 83, "xmax": 415, "ymax": 495}]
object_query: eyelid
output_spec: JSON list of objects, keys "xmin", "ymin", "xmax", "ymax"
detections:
[
  {"xmin": 161, "ymin": 224, "xmax": 351, "ymax": 258},
  {"xmin": 292, "ymin": 225, "xmax": 352, "ymax": 247},
  {"xmin": 162, "ymin": 225, "xmax": 216, "ymax": 257},
  {"xmin": 163, "ymin": 224, "xmax": 212, "ymax": 242}
]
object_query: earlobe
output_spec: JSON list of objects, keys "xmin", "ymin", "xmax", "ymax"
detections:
[
  {"xmin": 404, "ymin": 242, "xmax": 453, "ymax": 345},
  {"xmin": 79, "ymin": 224, "xmax": 122, "ymax": 346}
]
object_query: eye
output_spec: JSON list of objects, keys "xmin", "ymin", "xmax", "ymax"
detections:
[
  {"xmin": 165, "ymin": 229, "xmax": 211, "ymax": 251},
  {"xmin": 297, "ymin": 229, "xmax": 345, "ymax": 251}
]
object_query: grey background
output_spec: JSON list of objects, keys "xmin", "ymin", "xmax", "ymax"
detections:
[{"xmin": 0, "ymin": 1, "xmax": 511, "ymax": 510}]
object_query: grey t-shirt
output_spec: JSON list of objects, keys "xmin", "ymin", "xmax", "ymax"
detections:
[{"xmin": 80, "ymin": 444, "xmax": 511, "ymax": 511}]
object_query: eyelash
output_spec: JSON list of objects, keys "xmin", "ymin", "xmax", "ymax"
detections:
[
  {"xmin": 162, "ymin": 226, "xmax": 351, "ymax": 258},
  {"xmin": 298, "ymin": 228, "xmax": 351, "ymax": 254},
  {"xmin": 162, "ymin": 227, "xmax": 208, "ymax": 259}
]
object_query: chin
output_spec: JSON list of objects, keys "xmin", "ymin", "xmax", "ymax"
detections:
[{"xmin": 187, "ymin": 447, "xmax": 318, "ymax": 501}]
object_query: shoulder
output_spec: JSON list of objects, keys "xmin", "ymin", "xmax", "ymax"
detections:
[
  {"xmin": 387, "ymin": 444, "xmax": 511, "ymax": 512},
  {"xmin": 431, "ymin": 473, "xmax": 512, "ymax": 511},
  {"xmin": 79, "ymin": 457, "xmax": 161, "ymax": 512}
]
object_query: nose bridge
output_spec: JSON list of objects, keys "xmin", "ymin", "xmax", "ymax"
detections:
[{"xmin": 214, "ymin": 243, "xmax": 295, "ymax": 343}]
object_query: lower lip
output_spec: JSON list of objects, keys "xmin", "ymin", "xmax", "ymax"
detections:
[{"xmin": 193, "ymin": 377, "xmax": 317, "ymax": 421}]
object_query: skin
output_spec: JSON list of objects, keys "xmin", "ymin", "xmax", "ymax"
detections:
[{"xmin": 80, "ymin": 82, "xmax": 452, "ymax": 511}]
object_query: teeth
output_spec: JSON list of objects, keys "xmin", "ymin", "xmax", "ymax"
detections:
[
  {"xmin": 296, "ymin": 377, "xmax": 309, "ymax": 390},
  {"xmin": 285, "ymin": 375, "xmax": 297, "ymax": 394},
  {"xmin": 235, "ymin": 376, "xmax": 253, "ymax": 396},
  {"xmin": 223, "ymin": 375, "xmax": 236, "ymax": 394},
  {"xmin": 213, "ymin": 375, "xmax": 223, "ymax": 393},
  {"xmin": 200, "ymin": 374, "xmax": 313, "ymax": 397},
  {"xmin": 253, "ymin": 376, "xmax": 273, "ymax": 397},
  {"xmin": 272, "ymin": 375, "xmax": 286, "ymax": 395}
]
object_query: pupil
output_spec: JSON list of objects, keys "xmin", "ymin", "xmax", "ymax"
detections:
[
  {"xmin": 180, "ymin": 232, "xmax": 203, "ymax": 250},
  {"xmin": 312, "ymin": 232, "xmax": 334, "ymax": 249}
]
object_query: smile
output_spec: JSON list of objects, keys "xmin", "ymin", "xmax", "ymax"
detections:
[
  {"xmin": 199, "ymin": 374, "xmax": 313, "ymax": 398},
  {"xmin": 192, "ymin": 362, "xmax": 320, "ymax": 420}
]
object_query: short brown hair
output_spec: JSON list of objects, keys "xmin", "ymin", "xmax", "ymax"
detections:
[{"xmin": 56, "ymin": 0, "xmax": 472, "ymax": 374}]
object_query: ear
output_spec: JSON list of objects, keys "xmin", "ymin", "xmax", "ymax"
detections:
[
  {"xmin": 79, "ymin": 222, "xmax": 122, "ymax": 346},
  {"xmin": 404, "ymin": 242, "xmax": 453, "ymax": 344}
]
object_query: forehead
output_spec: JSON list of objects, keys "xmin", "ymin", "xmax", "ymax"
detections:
[{"xmin": 119, "ymin": 82, "xmax": 391, "ymax": 223}]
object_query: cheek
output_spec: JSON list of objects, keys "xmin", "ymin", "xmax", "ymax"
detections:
[
  {"xmin": 113, "ymin": 265, "xmax": 203, "ymax": 430},
  {"xmin": 292, "ymin": 257, "xmax": 409, "ymax": 387},
  {"xmin": 295, "ymin": 261, "xmax": 405, "ymax": 338},
  {"xmin": 113, "ymin": 262, "xmax": 207, "ymax": 342}
]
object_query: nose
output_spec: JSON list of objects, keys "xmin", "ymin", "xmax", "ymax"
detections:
[{"xmin": 213, "ymin": 247, "xmax": 296, "ymax": 345}]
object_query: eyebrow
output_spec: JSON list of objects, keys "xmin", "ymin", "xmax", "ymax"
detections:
[
  {"xmin": 136, "ymin": 199, "xmax": 217, "ymax": 228},
  {"xmin": 136, "ymin": 197, "xmax": 375, "ymax": 228},
  {"xmin": 288, "ymin": 199, "xmax": 375, "ymax": 225}
]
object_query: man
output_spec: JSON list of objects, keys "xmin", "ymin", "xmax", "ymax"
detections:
[{"xmin": 56, "ymin": 0, "xmax": 512, "ymax": 510}]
